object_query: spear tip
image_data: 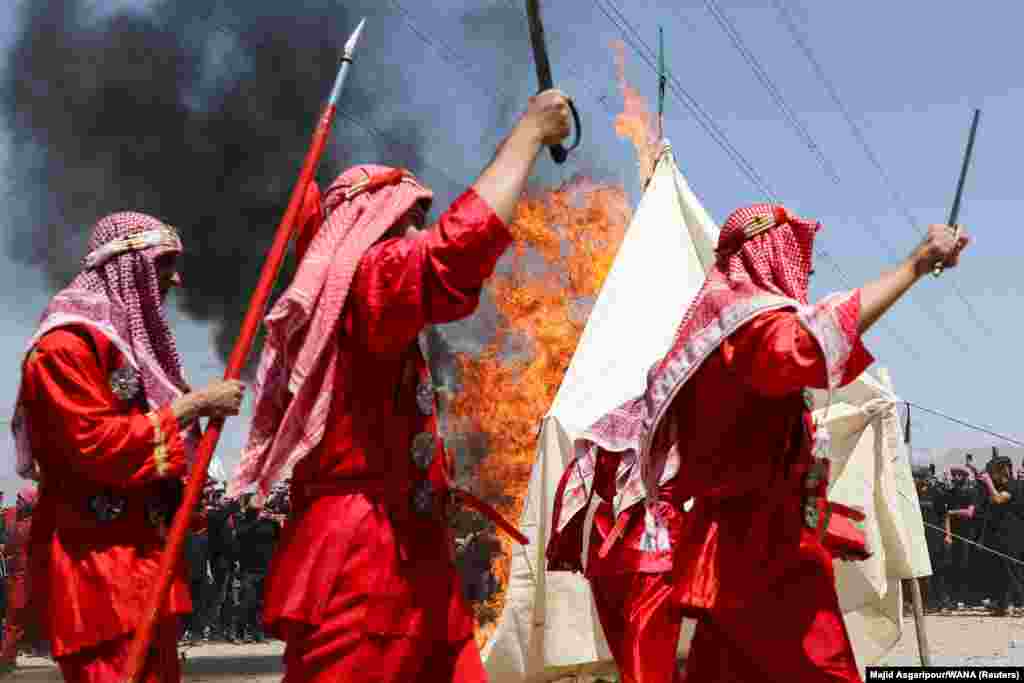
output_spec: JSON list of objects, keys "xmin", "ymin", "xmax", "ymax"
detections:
[{"xmin": 345, "ymin": 18, "xmax": 366, "ymax": 56}]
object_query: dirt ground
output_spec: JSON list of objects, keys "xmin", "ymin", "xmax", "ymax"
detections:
[
  {"xmin": 6, "ymin": 613, "xmax": 1024, "ymax": 680},
  {"xmin": 878, "ymin": 609, "xmax": 1024, "ymax": 667},
  {"xmin": 7, "ymin": 640, "xmax": 287, "ymax": 682}
]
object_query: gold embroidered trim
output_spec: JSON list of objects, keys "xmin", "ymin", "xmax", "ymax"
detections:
[
  {"xmin": 742, "ymin": 213, "xmax": 775, "ymax": 239},
  {"xmin": 147, "ymin": 411, "xmax": 169, "ymax": 476}
]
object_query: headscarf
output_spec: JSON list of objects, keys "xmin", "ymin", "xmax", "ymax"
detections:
[
  {"xmin": 641, "ymin": 203, "xmax": 843, "ymax": 509},
  {"xmin": 551, "ymin": 203, "xmax": 861, "ymax": 556},
  {"xmin": 16, "ymin": 485, "xmax": 38, "ymax": 517},
  {"xmin": 231, "ymin": 165, "xmax": 433, "ymax": 497},
  {"xmin": 662, "ymin": 204, "xmax": 818, "ymax": 351},
  {"xmin": 12, "ymin": 212, "xmax": 196, "ymax": 478}
]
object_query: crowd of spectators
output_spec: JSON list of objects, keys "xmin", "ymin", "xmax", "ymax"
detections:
[
  {"xmin": 180, "ymin": 480, "xmax": 286, "ymax": 645},
  {"xmin": 0, "ymin": 479, "xmax": 288, "ymax": 661},
  {"xmin": 916, "ymin": 447, "xmax": 1024, "ymax": 616}
]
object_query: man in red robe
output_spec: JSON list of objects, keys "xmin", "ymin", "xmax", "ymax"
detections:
[
  {"xmin": 12, "ymin": 211, "xmax": 245, "ymax": 682},
  {"xmin": 230, "ymin": 89, "xmax": 573, "ymax": 682},
  {"xmin": 0, "ymin": 486, "xmax": 38, "ymax": 673},
  {"xmin": 548, "ymin": 205, "xmax": 969, "ymax": 683}
]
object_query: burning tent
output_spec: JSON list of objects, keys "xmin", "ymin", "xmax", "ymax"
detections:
[
  {"xmin": 481, "ymin": 142, "xmax": 714, "ymax": 680},
  {"xmin": 480, "ymin": 144, "xmax": 931, "ymax": 681}
]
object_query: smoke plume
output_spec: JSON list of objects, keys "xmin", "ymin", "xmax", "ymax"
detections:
[{"xmin": 1, "ymin": 0, "xmax": 473, "ymax": 367}]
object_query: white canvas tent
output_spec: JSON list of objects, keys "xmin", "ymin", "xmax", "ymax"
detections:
[
  {"xmin": 482, "ymin": 145, "xmax": 931, "ymax": 681},
  {"xmin": 207, "ymin": 453, "xmax": 228, "ymax": 483},
  {"xmin": 482, "ymin": 144, "xmax": 713, "ymax": 680}
]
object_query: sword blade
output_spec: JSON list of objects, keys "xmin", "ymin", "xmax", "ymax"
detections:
[
  {"xmin": 948, "ymin": 108, "xmax": 981, "ymax": 226},
  {"xmin": 525, "ymin": 0, "xmax": 554, "ymax": 91}
]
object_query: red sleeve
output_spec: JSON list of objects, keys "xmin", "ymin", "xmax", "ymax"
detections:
[
  {"xmin": 22, "ymin": 328, "xmax": 188, "ymax": 487},
  {"xmin": 342, "ymin": 188, "xmax": 514, "ymax": 355},
  {"xmin": 191, "ymin": 510, "xmax": 209, "ymax": 533},
  {"xmin": 721, "ymin": 296, "xmax": 873, "ymax": 398}
]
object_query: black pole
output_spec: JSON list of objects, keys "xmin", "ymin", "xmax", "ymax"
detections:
[{"xmin": 948, "ymin": 109, "xmax": 981, "ymax": 226}]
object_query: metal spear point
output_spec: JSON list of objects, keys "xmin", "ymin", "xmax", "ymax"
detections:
[
  {"xmin": 121, "ymin": 18, "xmax": 367, "ymax": 683},
  {"xmin": 329, "ymin": 18, "xmax": 366, "ymax": 107}
]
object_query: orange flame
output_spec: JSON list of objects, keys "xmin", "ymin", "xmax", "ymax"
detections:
[
  {"xmin": 451, "ymin": 46, "xmax": 659, "ymax": 646},
  {"xmin": 612, "ymin": 39, "xmax": 660, "ymax": 186}
]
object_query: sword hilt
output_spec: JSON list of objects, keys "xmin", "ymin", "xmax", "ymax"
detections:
[
  {"xmin": 547, "ymin": 96, "xmax": 582, "ymax": 164},
  {"xmin": 932, "ymin": 224, "xmax": 960, "ymax": 277}
]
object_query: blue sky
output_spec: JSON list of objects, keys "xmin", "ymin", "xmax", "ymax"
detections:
[{"xmin": 0, "ymin": 0, "xmax": 1019, "ymax": 499}]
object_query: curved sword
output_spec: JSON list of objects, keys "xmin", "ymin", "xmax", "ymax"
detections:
[{"xmin": 525, "ymin": 0, "xmax": 582, "ymax": 164}]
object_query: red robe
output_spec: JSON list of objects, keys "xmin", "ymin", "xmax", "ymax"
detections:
[
  {"xmin": 1, "ymin": 507, "xmax": 36, "ymax": 663},
  {"xmin": 553, "ymin": 306, "xmax": 873, "ymax": 683},
  {"xmin": 19, "ymin": 325, "xmax": 193, "ymax": 680},
  {"xmin": 264, "ymin": 188, "xmax": 513, "ymax": 682}
]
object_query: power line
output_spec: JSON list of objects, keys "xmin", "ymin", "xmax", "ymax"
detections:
[
  {"xmin": 374, "ymin": 0, "xmax": 1000, "ymax": 447},
  {"xmin": 592, "ymin": 0, "xmax": 776, "ymax": 198},
  {"xmin": 700, "ymin": 0, "xmax": 839, "ymax": 184},
  {"xmin": 811, "ymin": 249, "xmax": 922, "ymax": 362},
  {"xmin": 497, "ymin": 0, "xmax": 621, "ymax": 116},
  {"xmin": 335, "ymin": 106, "xmax": 465, "ymax": 195},
  {"xmin": 908, "ymin": 401, "xmax": 1024, "ymax": 448},
  {"xmin": 591, "ymin": 0, "xmax": 1024, "ymax": 451},
  {"xmin": 694, "ymin": 0, "xmax": 972, "ymax": 355},
  {"xmin": 770, "ymin": 0, "xmax": 995, "ymax": 339},
  {"xmin": 592, "ymin": 0, "xmax": 927, "ymax": 359},
  {"xmin": 372, "ymin": 0, "xmax": 959, "ymax": 369}
]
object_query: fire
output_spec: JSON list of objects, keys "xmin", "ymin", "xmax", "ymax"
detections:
[
  {"xmin": 450, "ymin": 45, "xmax": 658, "ymax": 647},
  {"xmin": 612, "ymin": 40, "xmax": 660, "ymax": 186}
]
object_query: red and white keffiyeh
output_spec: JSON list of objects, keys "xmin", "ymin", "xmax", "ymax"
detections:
[
  {"xmin": 230, "ymin": 165, "xmax": 432, "ymax": 497},
  {"xmin": 12, "ymin": 212, "xmax": 196, "ymax": 478},
  {"xmin": 551, "ymin": 203, "xmax": 861, "ymax": 555}
]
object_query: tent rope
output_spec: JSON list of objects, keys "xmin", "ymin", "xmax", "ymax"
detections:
[{"xmin": 907, "ymin": 502, "xmax": 1024, "ymax": 568}]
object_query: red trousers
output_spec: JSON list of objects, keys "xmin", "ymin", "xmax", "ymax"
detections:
[
  {"xmin": 56, "ymin": 620, "xmax": 181, "ymax": 683},
  {"xmin": 590, "ymin": 572, "xmax": 684, "ymax": 683},
  {"xmin": 682, "ymin": 549, "xmax": 862, "ymax": 683},
  {"xmin": 590, "ymin": 555, "xmax": 862, "ymax": 683},
  {"xmin": 281, "ymin": 620, "xmax": 485, "ymax": 683}
]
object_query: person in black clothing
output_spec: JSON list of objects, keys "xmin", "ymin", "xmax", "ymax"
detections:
[
  {"xmin": 183, "ymin": 484, "xmax": 216, "ymax": 643},
  {"xmin": 965, "ymin": 453, "xmax": 979, "ymax": 479},
  {"xmin": 917, "ymin": 468, "xmax": 951, "ymax": 611},
  {"xmin": 235, "ymin": 493, "xmax": 281, "ymax": 643},
  {"xmin": 206, "ymin": 485, "xmax": 240, "ymax": 642},
  {"xmin": 976, "ymin": 453, "xmax": 1024, "ymax": 616},
  {"xmin": 942, "ymin": 466, "xmax": 981, "ymax": 608}
]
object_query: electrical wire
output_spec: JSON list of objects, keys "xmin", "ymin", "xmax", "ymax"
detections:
[
  {"xmin": 694, "ymin": 0, "xmax": 972, "ymax": 355},
  {"xmin": 593, "ymin": 0, "xmax": 776, "ymax": 198},
  {"xmin": 907, "ymin": 402, "xmax": 1024, "ymax": 447},
  {"xmin": 593, "ymin": 0, "xmax": 930, "ymax": 359},
  {"xmin": 770, "ymin": 0, "xmax": 995, "ymax": 339}
]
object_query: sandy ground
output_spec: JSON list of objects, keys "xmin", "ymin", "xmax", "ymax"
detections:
[
  {"xmin": 6, "ymin": 613, "xmax": 1024, "ymax": 680},
  {"xmin": 6, "ymin": 640, "xmax": 287, "ymax": 682},
  {"xmin": 879, "ymin": 609, "xmax": 1024, "ymax": 667}
]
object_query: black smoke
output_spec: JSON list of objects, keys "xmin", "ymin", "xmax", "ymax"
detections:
[{"xmin": 0, "ymin": 0, "xmax": 485, "ymax": 368}]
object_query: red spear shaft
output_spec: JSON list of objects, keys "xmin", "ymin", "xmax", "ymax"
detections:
[{"xmin": 121, "ymin": 19, "xmax": 366, "ymax": 682}]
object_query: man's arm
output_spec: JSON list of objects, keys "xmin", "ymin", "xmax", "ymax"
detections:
[
  {"xmin": 471, "ymin": 90, "xmax": 571, "ymax": 225},
  {"xmin": 344, "ymin": 90, "xmax": 572, "ymax": 355},
  {"xmin": 978, "ymin": 472, "xmax": 1010, "ymax": 504},
  {"xmin": 858, "ymin": 224, "xmax": 970, "ymax": 334},
  {"xmin": 947, "ymin": 504, "xmax": 976, "ymax": 519}
]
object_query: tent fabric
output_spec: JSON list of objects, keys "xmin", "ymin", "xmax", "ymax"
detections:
[
  {"xmin": 481, "ymin": 144, "xmax": 931, "ymax": 681},
  {"xmin": 207, "ymin": 453, "xmax": 228, "ymax": 482},
  {"xmin": 482, "ymin": 144, "xmax": 712, "ymax": 680},
  {"xmin": 809, "ymin": 367, "xmax": 932, "ymax": 676}
]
